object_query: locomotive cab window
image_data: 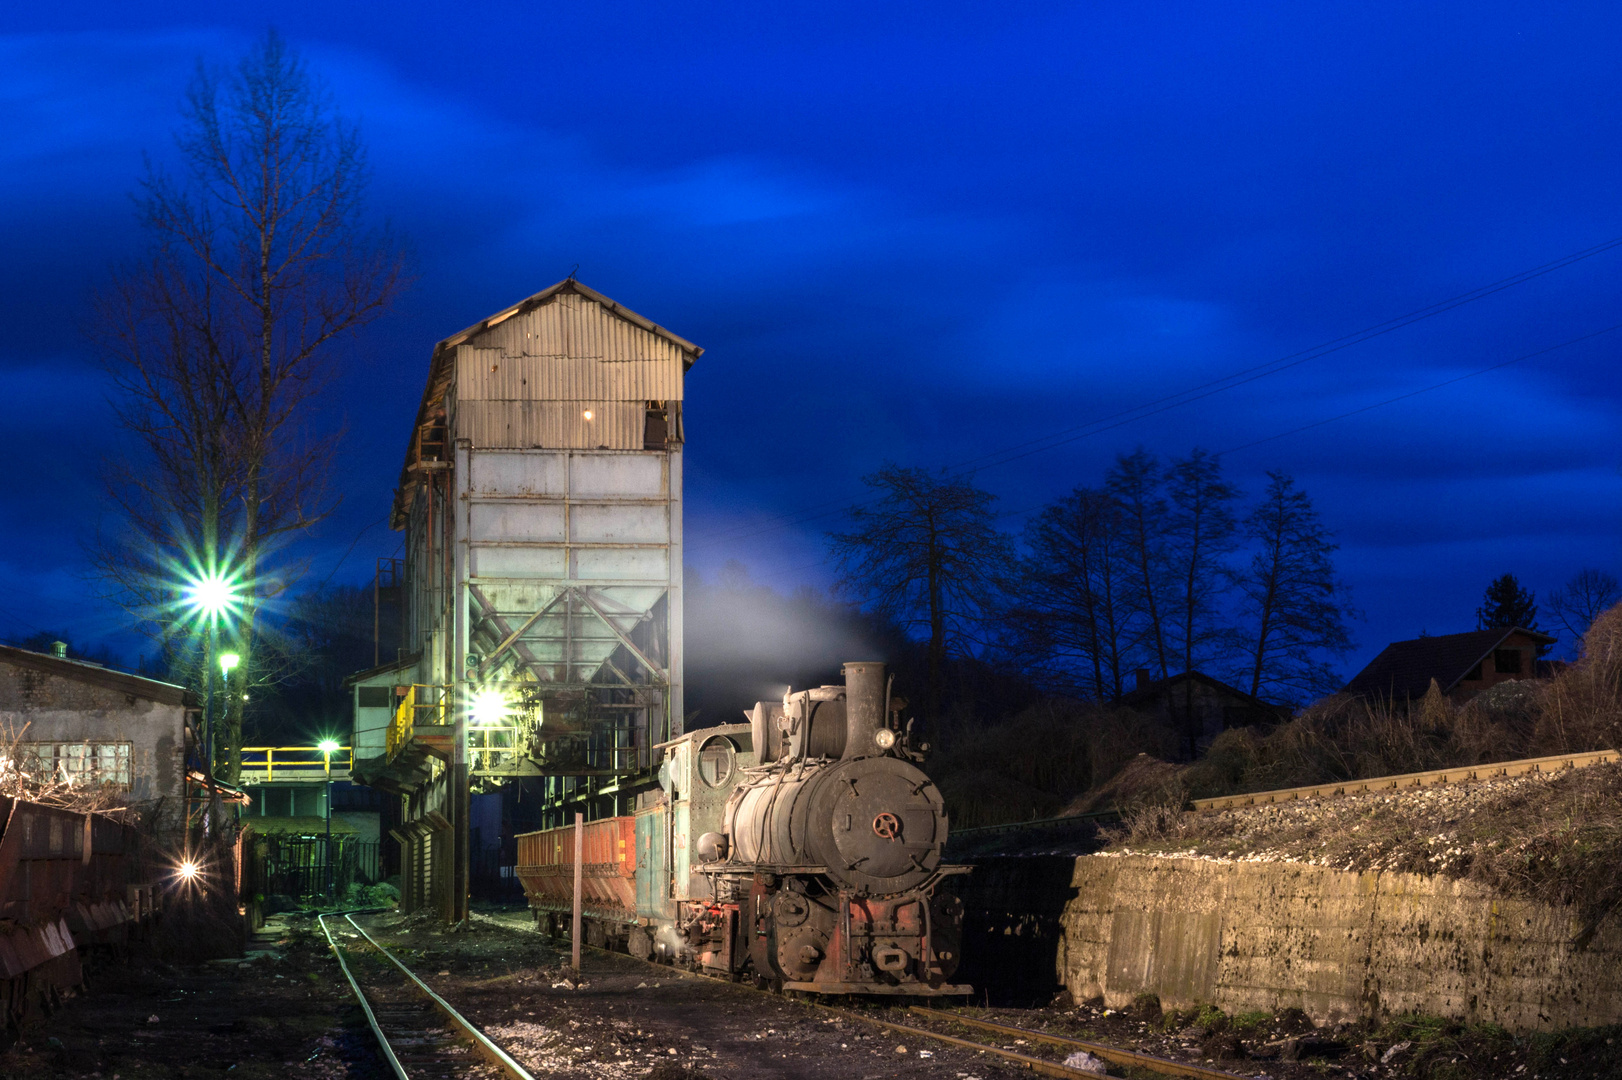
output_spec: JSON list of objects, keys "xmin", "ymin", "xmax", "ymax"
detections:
[{"xmin": 697, "ymin": 736, "xmax": 736, "ymax": 788}]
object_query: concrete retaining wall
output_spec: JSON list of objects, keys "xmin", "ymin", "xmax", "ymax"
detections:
[{"xmin": 1059, "ymin": 855, "xmax": 1622, "ymax": 1032}]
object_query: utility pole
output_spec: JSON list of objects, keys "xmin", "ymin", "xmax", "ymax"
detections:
[
  {"xmin": 320, "ymin": 739, "xmax": 339, "ymax": 901},
  {"xmin": 572, "ymin": 812, "xmax": 583, "ymax": 974}
]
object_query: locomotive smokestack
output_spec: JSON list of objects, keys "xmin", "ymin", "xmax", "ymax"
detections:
[{"xmin": 842, "ymin": 661, "xmax": 886, "ymax": 759}]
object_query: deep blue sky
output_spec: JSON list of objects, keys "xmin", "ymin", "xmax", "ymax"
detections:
[{"xmin": 2, "ymin": 3, "xmax": 1619, "ymax": 678}]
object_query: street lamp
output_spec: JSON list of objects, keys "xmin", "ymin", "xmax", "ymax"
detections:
[
  {"xmin": 319, "ymin": 738, "xmax": 340, "ymax": 903},
  {"xmin": 182, "ymin": 570, "xmax": 241, "ymax": 785}
]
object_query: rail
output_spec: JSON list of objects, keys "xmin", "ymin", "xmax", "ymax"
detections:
[
  {"xmin": 1191, "ymin": 748, "xmax": 1622, "ymax": 811},
  {"xmin": 238, "ymin": 746, "xmax": 351, "ymax": 783},
  {"xmin": 557, "ymin": 919, "xmax": 1247, "ymax": 1080},
  {"xmin": 906, "ymin": 1006, "xmax": 1252, "ymax": 1080},
  {"xmin": 319, "ymin": 911, "xmax": 537, "ymax": 1080}
]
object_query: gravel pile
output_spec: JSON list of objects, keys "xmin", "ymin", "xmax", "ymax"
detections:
[{"xmin": 1105, "ymin": 760, "xmax": 1622, "ymax": 899}]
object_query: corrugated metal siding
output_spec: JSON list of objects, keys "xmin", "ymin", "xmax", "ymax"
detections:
[
  {"xmin": 454, "ymin": 400, "xmax": 644, "ymax": 450},
  {"xmin": 459, "ymin": 291, "xmax": 685, "ymax": 401},
  {"xmin": 456, "ymin": 350, "xmax": 681, "ymax": 401}
]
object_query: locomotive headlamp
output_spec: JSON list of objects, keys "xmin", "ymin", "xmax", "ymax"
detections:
[{"xmin": 873, "ymin": 728, "xmax": 897, "ymax": 750}]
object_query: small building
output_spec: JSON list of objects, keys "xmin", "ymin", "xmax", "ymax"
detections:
[
  {"xmin": 0, "ymin": 642, "xmax": 193, "ymax": 833},
  {"xmin": 1344, "ymin": 626, "xmax": 1556, "ymax": 704},
  {"xmin": 1121, "ymin": 670, "xmax": 1289, "ymax": 746}
]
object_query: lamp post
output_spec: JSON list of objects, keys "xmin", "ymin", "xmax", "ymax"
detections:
[
  {"xmin": 182, "ymin": 570, "xmax": 241, "ymax": 781},
  {"xmin": 319, "ymin": 738, "xmax": 339, "ymax": 903},
  {"xmin": 217, "ymin": 652, "xmax": 240, "ymax": 778}
]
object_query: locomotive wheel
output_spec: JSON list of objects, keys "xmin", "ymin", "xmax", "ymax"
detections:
[{"xmin": 627, "ymin": 927, "xmax": 653, "ymax": 961}]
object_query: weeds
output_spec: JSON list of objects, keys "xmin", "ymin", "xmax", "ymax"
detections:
[{"xmin": 1229, "ymin": 1010, "xmax": 1272, "ymax": 1033}]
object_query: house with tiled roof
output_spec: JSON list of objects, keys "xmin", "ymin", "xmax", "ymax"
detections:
[{"xmin": 1344, "ymin": 626, "xmax": 1555, "ymax": 704}]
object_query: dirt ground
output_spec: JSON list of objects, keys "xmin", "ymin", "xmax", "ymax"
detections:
[
  {"xmin": 0, "ymin": 915, "xmax": 384, "ymax": 1079},
  {"xmin": 5, "ymin": 904, "xmax": 1615, "ymax": 1080}
]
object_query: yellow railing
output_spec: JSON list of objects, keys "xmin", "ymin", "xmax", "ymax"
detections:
[
  {"xmin": 386, "ymin": 685, "xmax": 450, "ymax": 761},
  {"xmin": 239, "ymin": 746, "xmax": 351, "ymax": 782}
]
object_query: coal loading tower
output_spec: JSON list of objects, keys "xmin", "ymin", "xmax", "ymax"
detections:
[{"xmin": 355, "ymin": 279, "xmax": 700, "ymax": 921}]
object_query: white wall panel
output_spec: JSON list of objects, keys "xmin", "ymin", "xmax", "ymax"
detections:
[
  {"xmin": 570, "ymin": 504, "xmax": 668, "ymax": 544},
  {"xmin": 570, "ymin": 454, "xmax": 665, "ymax": 497},
  {"xmin": 574, "ymin": 548, "xmax": 668, "ymax": 579},
  {"xmin": 469, "ymin": 503, "xmax": 567, "ymax": 542}
]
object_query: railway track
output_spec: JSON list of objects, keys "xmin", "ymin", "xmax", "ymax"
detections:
[
  {"xmin": 318, "ymin": 913, "xmax": 536, "ymax": 1080},
  {"xmin": 323, "ymin": 908, "xmax": 1257, "ymax": 1080},
  {"xmin": 546, "ymin": 920, "xmax": 1256, "ymax": 1080}
]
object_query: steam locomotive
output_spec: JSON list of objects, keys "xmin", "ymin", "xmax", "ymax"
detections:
[{"xmin": 515, "ymin": 661, "xmax": 970, "ymax": 995}]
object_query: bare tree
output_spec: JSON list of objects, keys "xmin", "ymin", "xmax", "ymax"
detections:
[
  {"xmin": 1546, "ymin": 569, "xmax": 1622, "ymax": 651},
  {"xmin": 1236, "ymin": 472, "xmax": 1355, "ymax": 706},
  {"xmin": 91, "ymin": 31, "xmax": 408, "ymax": 783},
  {"xmin": 829, "ymin": 465, "xmax": 1012, "ymax": 722},
  {"xmin": 1163, "ymin": 448, "xmax": 1240, "ymax": 753},
  {"xmin": 1106, "ymin": 448, "xmax": 1173, "ymax": 679},
  {"xmin": 1012, "ymin": 488, "xmax": 1137, "ymax": 701}
]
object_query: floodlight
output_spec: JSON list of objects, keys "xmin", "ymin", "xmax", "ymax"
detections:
[
  {"xmin": 178, "ymin": 861, "xmax": 200, "ymax": 881},
  {"xmin": 469, "ymin": 689, "xmax": 511, "ymax": 726},
  {"xmin": 318, "ymin": 739, "xmax": 340, "ymax": 755},
  {"xmin": 219, "ymin": 652, "xmax": 240, "ymax": 676}
]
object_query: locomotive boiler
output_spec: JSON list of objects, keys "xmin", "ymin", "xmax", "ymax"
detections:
[
  {"xmin": 514, "ymin": 661, "xmax": 969, "ymax": 996},
  {"xmin": 686, "ymin": 661, "xmax": 969, "ymax": 993}
]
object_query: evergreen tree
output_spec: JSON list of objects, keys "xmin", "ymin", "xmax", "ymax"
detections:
[{"xmin": 1476, "ymin": 573, "xmax": 1539, "ymax": 632}]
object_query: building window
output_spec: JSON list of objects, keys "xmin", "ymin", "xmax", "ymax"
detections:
[
  {"xmin": 643, "ymin": 402, "xmax": 670, "ymax": 449},
  {"xmin": 357, "ymin": 686, "xmax": 393, "ymax": 709},
  {"xmin": 20, "ymin": 742, "xmax": 133, "ymax": 788},
  {"xmin": 1493, "ymin": 649, "xmax": 1522, "ymax": 675}
]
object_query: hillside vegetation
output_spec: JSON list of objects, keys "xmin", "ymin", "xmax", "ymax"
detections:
[{"xmin": 1106, "ymin": 605, "xmax": 1622, "ymax": 927}]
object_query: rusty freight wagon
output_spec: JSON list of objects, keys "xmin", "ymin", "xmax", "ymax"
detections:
[{"xmin": 514, "ymin": 725, "xmax": 729, "ymax": 961}]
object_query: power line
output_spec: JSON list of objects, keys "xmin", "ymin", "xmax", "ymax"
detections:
[
  {"xmin": 686, "ymin": 231, "xmax": 1622, "ymax": 553},
  {"xmin": 990, "ymin": 319, "xmax": 1622, "ymax": 522},
  {"xmin": 702, "ymin": 317, "xmax": 1621, "ymax": 583}
]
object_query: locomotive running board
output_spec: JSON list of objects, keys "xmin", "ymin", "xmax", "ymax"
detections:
[{"xmin": 781, "ymin": 981, "xmax": 972, "ymax": 995}]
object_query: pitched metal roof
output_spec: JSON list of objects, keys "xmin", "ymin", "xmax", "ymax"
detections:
[
  {"xmin": 390, "ymin": 279, "xmax": 703, "ymax": 528},
  {"xmin": 1343, "ymin": 626, "xmax": 1557, "ymax": 700},
  {"xmin": 0, "ymin": 644, "xmax": 195, "ymax": 708}
]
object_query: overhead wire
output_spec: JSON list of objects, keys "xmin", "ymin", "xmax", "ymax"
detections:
[
  {"xmin": 686, "ymin": 231, "xmax": 1622, "ymax": 554},
  {"xmin": 725, "ymin": 318, "xmax": 1621, "ymax": 584}
]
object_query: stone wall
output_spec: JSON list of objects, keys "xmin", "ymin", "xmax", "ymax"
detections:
[{"xmin": 1060, "ymin": 854, "xmax": 1622, "ymax": 1032}]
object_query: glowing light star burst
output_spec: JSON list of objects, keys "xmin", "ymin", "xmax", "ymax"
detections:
[
  {"xmin": 470, "ymin": 689, "xmax": 511, "ymax": 726},
  {"xmin": 182, "ymin": 570, "xmax": 242, "ymax": 621},
  {"xmin": 178, "ymin": 860, "xmax": 200, "ymax": 881},
  {"xmin": 318, "ymin": 739, "xmax": 340, "ymax": 756}
]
